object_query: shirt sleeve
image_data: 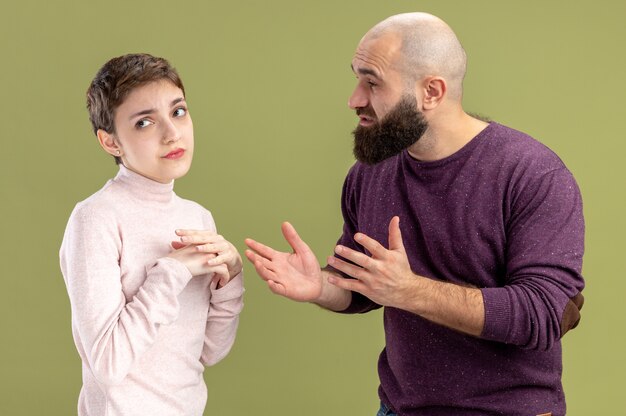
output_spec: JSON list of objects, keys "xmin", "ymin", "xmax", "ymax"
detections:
[
  {"xmin": 332, "ymin": 165, "xmax": 382, "ymax": 314},
  {"xmin": 59, "ymin": 203, "xmax": 193, "ymax": 385},
  {"xmin": 480, "ymin": 167, "xmax": 585, "ymax": 350}
]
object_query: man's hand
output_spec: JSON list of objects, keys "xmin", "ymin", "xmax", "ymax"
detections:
[
  {"xmin": 326, "ymin": 216, "xmax": 416, "ymax": 309},
  {"xmin": 172, "ymin": 229, "xmax": 242, "ymax": 287},
  {"xmin": 328, "ymin": 216, "xmax": 484, "ymax": 335},
  {"xmin": 244, "ymin": 222, "xmax": 323, "ymax": 302}
]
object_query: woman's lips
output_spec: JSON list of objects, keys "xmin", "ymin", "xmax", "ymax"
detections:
[{"xmin": 163, "ymin": 148, "xmax": 185, "ymax": 160}]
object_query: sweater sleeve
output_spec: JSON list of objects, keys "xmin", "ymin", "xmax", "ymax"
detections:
[
  {"xmin": 480, "ymin": 167, "xmax": 585, "ymax": 350},
  {"xmin": 198, "ymin": 209, "xmax": 244, "ymax": 366},
  {"xmin": 59, "ymin": 203, "xmax": 193, "ymax": 385},
  {"xmin": 334, "ymin": 165, "xmax": 382, "ymax": 314},
  {"xmin": 201, "ymin": 272, "xmax": 244, "ymax": 366}
]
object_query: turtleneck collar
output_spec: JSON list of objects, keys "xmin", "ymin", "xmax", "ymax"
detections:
[{"xmin": 113, "ymin": 164, "xmax": 175, "ymax": 203}]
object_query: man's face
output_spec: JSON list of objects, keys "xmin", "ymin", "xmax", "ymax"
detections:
[
  {"xmin": 349, "ymin": 33, "xmax": 428, "ymax": 164},
  {"xmin": 352, "ymin": 94, "xmax": 428, "ymax": 165},
  {"xmin": 349, "ymin": 32, "xmax": 407, "ymax": 124}
]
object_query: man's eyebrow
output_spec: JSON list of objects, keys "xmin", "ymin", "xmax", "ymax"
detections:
[
  {"xmin": 351, "ymin": 64, "xmax": 381, "ymax": 79},
  {"xmin": 129, "ymin": 97, "xmax": 186, "ymax": 120}
]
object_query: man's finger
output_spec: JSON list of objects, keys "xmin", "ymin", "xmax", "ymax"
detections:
[
  {"xmin": 354, "ymin": 232, "xmax": 387, "ymax": 258},
  {"xmin": 334, "ymin": 245, "xmax": 375, "ymax": 271},
  {"xmin": 327, "ymin": 256, "xmax": 370, "ymax": 281},
  {"xmin": 388, "ymin": 216, "xmax": 405, "ymax": 251},
  {"xmin": 245, "ymin": 250, "xmax": 277, "ymax": 281},
  {"xmin": 327, "ymin": 274, "xmax": 367, "ymax": 295},
  {"xmin": 281, "ymin": 222, "xmax": 311, "ymax": 254},
  {"xmin": 244, "ymin": 238, "xmax": 277, "ymax": 260},
  {"xmin": 267, "ymin": 280, "xmax": 287, "ymax": 297}
]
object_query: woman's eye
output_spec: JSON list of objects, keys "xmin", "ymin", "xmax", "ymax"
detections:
[
  {"xmin": 173, "ymin": 107, "xmax": 187, "ymax": 117},
  {"xmin": 135, "ymin": 119, "xmax": 153, "ymax": 129}
]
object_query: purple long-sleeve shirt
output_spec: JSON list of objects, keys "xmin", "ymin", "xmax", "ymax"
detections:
[{"xmin": 334, "ymin": 122, "xmax": 584, "ymax": 415}]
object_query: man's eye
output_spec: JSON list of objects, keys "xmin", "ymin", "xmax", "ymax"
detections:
[
  {"xmin": 135, "ymin": 119, "xmax": 152, "ymax": 129},
  {"xmin": 368, "ymin": 81, "xmax": 377, "ymax": 88},
  {"xmin": 173, "ymin": 107, "xmax": 187, "ymax": 117}
]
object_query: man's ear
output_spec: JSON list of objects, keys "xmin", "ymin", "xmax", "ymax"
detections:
[
  {"xmin": 421, "ymin": 76, "xmax": 447, "ymax": 110},
  {"xmin": 97, "ymin": 129, "xmax": 122, "ymax": 157}
]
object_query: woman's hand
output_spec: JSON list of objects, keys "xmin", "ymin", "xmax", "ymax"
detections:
[
  {"xmin": 172, "ymin": 229, "xmax": 243, "ymax": 287},
  {"xmin": 166, "ymin": 243, "xmax": 230, "ymax": 286}
]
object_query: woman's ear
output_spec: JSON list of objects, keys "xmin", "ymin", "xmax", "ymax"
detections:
[{"xmin": 97, "ymin": 129, "xmax": 122, "ymax": 157}]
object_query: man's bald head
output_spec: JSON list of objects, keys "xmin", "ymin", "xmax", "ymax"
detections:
[{"xmin": 363, "ymin": 13, "xmax": 467, "ymax": 100}]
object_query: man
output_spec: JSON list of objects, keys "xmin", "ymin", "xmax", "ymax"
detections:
[{"xmin": 245, "ymin": 12, "xmax": 584, "ymax": 416}]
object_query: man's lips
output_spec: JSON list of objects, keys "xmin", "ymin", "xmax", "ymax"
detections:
[
  {"xmin": 356, "ymin": 109, "xmax": 377, "ymax": 127},
  {"xmin": 163, "ymin": 148, "xmax": 185, "ymax": 160},
  {"xmin": 358, "ymin": 115, "xmax": 376, "ymax": 127}
]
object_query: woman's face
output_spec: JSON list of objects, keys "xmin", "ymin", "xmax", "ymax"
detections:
[{"xmin": 110, "ymin": 79, "xmax": 194, "ymax": 183}]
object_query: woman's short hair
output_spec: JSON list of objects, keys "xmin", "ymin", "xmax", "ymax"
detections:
[{"xmin": 86, "ymin": 53, "xmax": 185, "ymax": 164}]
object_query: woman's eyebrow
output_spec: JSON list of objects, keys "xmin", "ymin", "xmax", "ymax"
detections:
[
  {"xmin": 170, "ymin": 97, "xmax": 185, "ymax": 106},
  {"xmin": 129, "ymin": 97, "xmax": 186, "ymax": 119},
  {"xmin": 129, "ymin": 108, "xmax": 155, "ymax": 120}
]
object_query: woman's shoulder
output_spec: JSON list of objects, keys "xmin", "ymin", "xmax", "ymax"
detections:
[{"xmin": 69, "ymin": 180, "xmax": 123, "ymax": 224}]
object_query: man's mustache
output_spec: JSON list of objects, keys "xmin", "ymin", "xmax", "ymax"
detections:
[{"xmin": 356, "ymin": 107, "xmax": 376, "ymax": 119}]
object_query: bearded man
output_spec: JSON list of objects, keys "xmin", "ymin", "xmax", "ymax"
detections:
[{"xmin": 245, "ymin": 12, "xmax": 585, "ymax": 416}]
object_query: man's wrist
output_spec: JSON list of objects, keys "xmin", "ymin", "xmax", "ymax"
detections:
[{"xmin": 316, "ymin": 267, "xmax": 352, "ymax": 311}]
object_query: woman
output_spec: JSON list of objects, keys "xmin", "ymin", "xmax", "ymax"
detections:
[{"xmin": 60, "ymin": 53, "xmax": 244, "ymax": 416}]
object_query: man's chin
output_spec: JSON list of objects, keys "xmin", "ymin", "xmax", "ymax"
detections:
[
  {"xmin": 356, "ymin": 153, "xmax": 402, "ymax": 166},
  {"xmin": 351, "ymin": 95, "xmax": 428, "ymax": 165},
  {"xmin": 353, "ymin": 142, "xmax": 402, "ymax": 166}
]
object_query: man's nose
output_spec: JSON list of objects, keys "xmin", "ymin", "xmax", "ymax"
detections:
[{"xmin": 348, "ymin": 84, "xmax": 368, "ymax": 110}]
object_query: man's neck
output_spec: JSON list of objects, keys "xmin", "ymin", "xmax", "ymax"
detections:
[{"xmin": 408, "ymin": 111, "xmax": 488, "ymax": 162}]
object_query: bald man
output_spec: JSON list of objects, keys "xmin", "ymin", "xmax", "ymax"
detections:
[{"xmin": 245, "ymin": 13, "xmax": 584, "ymax": 416}]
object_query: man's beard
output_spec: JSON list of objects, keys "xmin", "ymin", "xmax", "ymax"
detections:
[{"xmin": 352, "ymin": 95, "xmax": 428, "ymax": 165}]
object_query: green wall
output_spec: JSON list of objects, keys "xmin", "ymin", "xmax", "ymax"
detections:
[{"xmin": 1, "ymin": 1, "xmax": 624, "ymax": 414}]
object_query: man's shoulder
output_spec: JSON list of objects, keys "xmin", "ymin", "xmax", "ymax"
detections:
[{"xmin": 485, "ymin": 122, "xmax": 567, "ymax": 171}]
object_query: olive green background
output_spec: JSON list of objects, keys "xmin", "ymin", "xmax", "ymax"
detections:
[{"xmin": 1, "ymin": 1, "xmax": 624, "ymax": 415}]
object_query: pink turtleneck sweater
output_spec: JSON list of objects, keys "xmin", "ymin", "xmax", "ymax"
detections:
[{"xmin": 60, "ymin": 165, "xmax": 244, "ymax": 416}]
